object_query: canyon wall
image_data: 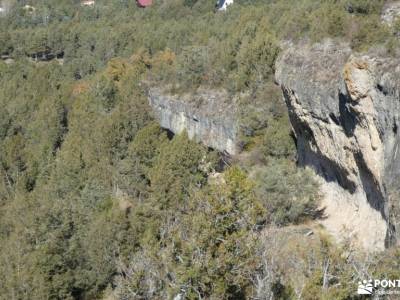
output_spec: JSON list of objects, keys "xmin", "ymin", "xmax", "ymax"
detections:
[
  {"xmin": 276, "ymin": 40, "xmax": 400, "ymax": 252},
  {"xmin": 148, "ymin": 41, "xmax": 400, "ymax": 252}
]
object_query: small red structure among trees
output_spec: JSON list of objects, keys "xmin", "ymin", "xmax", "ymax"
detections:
[{"xmin": 136, "ymin": 0, "xmax": 152, "ymax": 7}]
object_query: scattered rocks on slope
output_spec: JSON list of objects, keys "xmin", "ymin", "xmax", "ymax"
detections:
[{"xmin": 382, "ymin": 1, "xmax": 400, "ymax": 26}]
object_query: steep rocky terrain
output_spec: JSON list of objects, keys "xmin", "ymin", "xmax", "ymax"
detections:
[
  {"xmin": 4, "ymin": 0, "xmax": 400, "ymax": 297},
  {"xmin": 148, "ymin": 40, "xmax": 400, "ymax": 253},
  {"xmin": 276, "ymin": 40, "xmax": 400, "ymax": 252},
  {"xmin": 148, "ymin": 87, "xmax": 240, "ymax": 155}
]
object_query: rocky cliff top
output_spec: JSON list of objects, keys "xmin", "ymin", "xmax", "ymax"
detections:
[
  {"xmin": 149, "ymin": 87, "xmax": 236, "ymax": 121},
  {"xmin": 276, "ymin": 41, "xmax": 352, "ymax": 119}
]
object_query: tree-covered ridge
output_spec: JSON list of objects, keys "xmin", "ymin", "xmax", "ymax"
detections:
[
  {"xmin": 0, "ymin": 47, "xmax": 318, "ymax": 299},
  {"xmin": 1, "ymin": 0, "xmax": 398, "ymax": 88},
  {"xmin": 1, "ymin": 0, "xmax": 400, "ymax": 299}
]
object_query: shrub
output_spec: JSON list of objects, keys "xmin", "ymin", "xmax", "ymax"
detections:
[{"xmin": 253, "ymin": 160, "xmax": 320, "ymax": 226}]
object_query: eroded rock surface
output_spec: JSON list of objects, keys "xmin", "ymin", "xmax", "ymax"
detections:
[
  {"xmin": 382, "ymin": 1, "xmax": 400, "ymax": 26},
  {"xmin": 148, "ymin": 87, "xmax": 239, "ymax": 155},
  {"xmin": 276, "ymin": 41, "xmax": 400, "ymax": 252}
]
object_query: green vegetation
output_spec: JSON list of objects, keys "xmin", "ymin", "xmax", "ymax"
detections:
[{"xmin": 1, "ymin": 0, "xmax": 400, "ymax": 299}]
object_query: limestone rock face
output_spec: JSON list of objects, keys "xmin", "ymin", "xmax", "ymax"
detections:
[
  {"xmin": 148, "ymin": 88, "xmax": 239, "ymax": 155},
  {"xmin": 276, "ymin": 41, "xmax": 400, "ymax": 252}
]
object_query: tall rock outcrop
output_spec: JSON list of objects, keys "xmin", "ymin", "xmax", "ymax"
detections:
[
  {"xmin": 276, "ymin": 41, "xmax": 400, "ymax": 252},
  {"xmin": 148, "ymin": 87, "xmax": 239, "ymax": 155}
]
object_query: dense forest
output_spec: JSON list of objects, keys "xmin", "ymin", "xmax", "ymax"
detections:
[{"xmin": 1, "ymin": 0, "xmax": 400, "ymax": 299}]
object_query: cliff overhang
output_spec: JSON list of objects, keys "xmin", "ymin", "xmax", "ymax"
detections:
[
  {"xmin": 148, "ymin": 87, "xmax": 239, "ymax": 155},
  {"xmin": 276, "ymin": 40, "xmax": 400, "ymax": 252}
]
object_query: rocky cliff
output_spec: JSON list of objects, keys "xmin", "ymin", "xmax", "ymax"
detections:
[
  {"xmin": 148, "ymin": 88, "xmax": 239, "ymax": 155},
  {"xmin": 276, "ymin": 41, "xmax": 400, "ymax": 252}
]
